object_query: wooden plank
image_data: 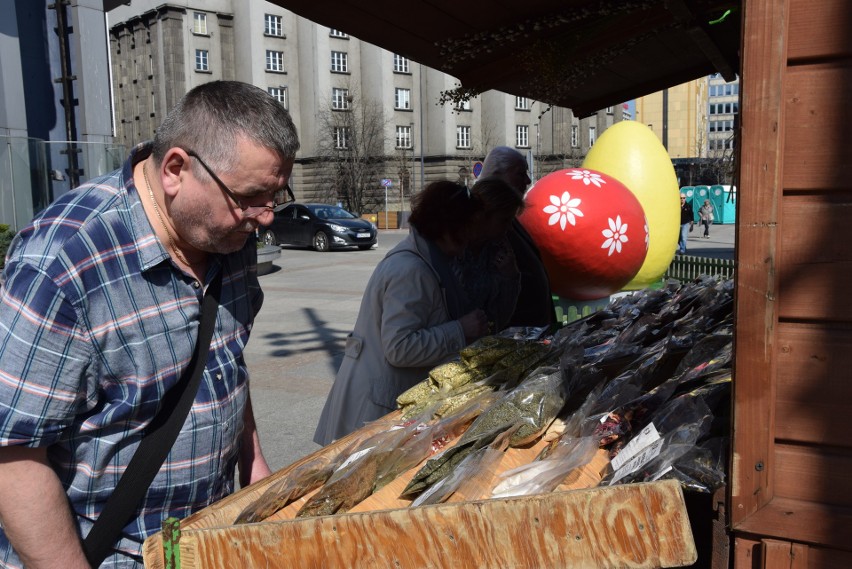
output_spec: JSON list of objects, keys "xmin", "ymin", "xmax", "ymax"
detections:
[
  {"xmin": 773, "ymin": 443, "xmax": 852, "ymax": 507},
  {"xmin": 788, "ymin": 0, "xmax": 852, "ymax": 61},
  {"xmin": 733, "ymin": 536, "xmax": 761, "ymax": 569},
  {"xmin": 806, "ymin": 545, "xmax": 852, "ymax": 568},
  {"xmin": 779, "ymin": 197, "xmax": 852, "ymax": 266},
  {"xmin": 775, "ymin": 323, "xmax": 852, "ymax": 446},
  {"xmin": 142, "ymin": 414, "xmax": 401, "ymax": 569},
  {"xmin": 762, "ymin": 539, "xmax": 808, "ymax": 569},
  {"xmin": 778, "ymin": 262, "xmax": 852, "ymax": 321},
  {"xmin": 783, "ymin": 64, "xmax": 852, "ymax": 191},
  {"xmin": 167, "ymin": 480, "xmax": 697, "ymax": 569},
  {"xmin": 734, "ymin": 497, "xmax": 852, "ymax": 552},
  {"xmin": 731, "ymin": 0, "xmax": 788, "ymax": 526}
]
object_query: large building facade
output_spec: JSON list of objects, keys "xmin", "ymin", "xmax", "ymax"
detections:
[
  {"xmin": 107, "ymin": 1, "xmax": 627, "ymax": 210},
  {"xmin": 1, "ymin": 0, "xmax": 119, "ymax": 231},
  {"xmin": 635, "ymin": 74, "xmax": 740, "ymax": 186}
]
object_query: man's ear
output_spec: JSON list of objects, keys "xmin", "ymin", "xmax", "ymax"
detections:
[{"xmin": 160, "ymin": 148, "xmax": 191, "ymax": 198}]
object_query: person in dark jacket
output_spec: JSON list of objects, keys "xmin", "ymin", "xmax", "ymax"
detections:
[
  {"xmin": 678, "ymin": 194, "xmax": 693, "ymax": 253},
  {"xmin": 480, "ymin": 147, "xmax": 556, "ymax": 327}
]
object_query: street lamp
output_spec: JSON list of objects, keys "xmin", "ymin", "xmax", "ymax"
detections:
[
  {"xmin": 408, "ymin": 121, "xmax": 415, "ymax": 206},
  {"xmin": 418, "ymin": 65, "xmax": 425, "ymax": 192}
]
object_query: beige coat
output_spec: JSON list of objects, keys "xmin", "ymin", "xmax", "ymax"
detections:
[{"xmin": 314, "ymin": 227, "xmax": 466, "ymax": 445}]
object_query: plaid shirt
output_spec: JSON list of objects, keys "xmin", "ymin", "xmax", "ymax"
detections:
[{"xmin": 0, "ymin": 144, "xmax": 263, "ymax": 567}]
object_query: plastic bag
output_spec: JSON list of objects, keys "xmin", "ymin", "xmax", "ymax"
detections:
[
  {"xmin": 491, "ymin": 435, "xmax": 599, "ymax": 498},
  {"xmin": 458, "ymin": 365, "xmax": 571, "ymax": 448},
  {"xmin": 411, "ymin": 427, "xmax": 515, "ymax": 507}
]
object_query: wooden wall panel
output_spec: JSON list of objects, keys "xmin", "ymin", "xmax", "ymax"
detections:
[
  {"xmin": 783, "ymin": 65, "xmax": 852, "ymax": 190},
  {"xmin": 731, "ymin": 0, "xmax": 787, "ymax": 525},
  {"xmin": 773, "ymin": 443, "xmax": 852, "ymax": 507},
  {"xmin": 775, "ymin": 323, "xmax": 852, "ymax": 446},
  {"xmin": 777, "ymin": 197, "xmax": 852, "ymax": 320},
  {"xmin": 788, "ymin": 0, "xmax": 852, "ymax": 61},
  {"xmin": 763, "ymin": 539, "xmax": 808, "ymax": 569},
  {"xmin": 806, "ymin": 546, "xmax": 852, "ymax": 568}
]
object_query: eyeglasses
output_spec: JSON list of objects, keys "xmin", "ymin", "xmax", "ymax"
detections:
[{"xmin": 184, "ymin": 149, "xmax": 294, "ymax": 218}]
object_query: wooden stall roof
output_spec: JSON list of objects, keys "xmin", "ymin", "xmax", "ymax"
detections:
[{"xmin": 266, "ymin": 0, "xmax": 742, "ymax": 117}]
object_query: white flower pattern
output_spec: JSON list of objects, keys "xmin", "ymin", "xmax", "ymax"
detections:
[
  {"xmin": 567, "ymin": 169, "xmax": 606, "ymax": 188},
  {"xmin": 601, "ymin": 216, "xmax": 629, "ymax": 256},
  {"xmin": 543, "ymin": 191, "xmax": 584, "ymax": 230}
]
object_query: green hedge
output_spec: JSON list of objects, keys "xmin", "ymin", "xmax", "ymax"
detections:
[{"xmin": 0, "ymin": 224, "xmax": 14, "ymax": 270}]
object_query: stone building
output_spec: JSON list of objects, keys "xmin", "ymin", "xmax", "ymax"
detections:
[{"xmin": 107, "ymin": 1, "xmax": 626, "ymax": 210}]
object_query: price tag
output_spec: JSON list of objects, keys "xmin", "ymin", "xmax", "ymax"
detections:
[
  {"xmin": 611, "ymin": 423, "xmax": 661, "ymax": 471},
  {"xmin": 609, "ymin": 438, "xmax": 664, "ymax": 485}
]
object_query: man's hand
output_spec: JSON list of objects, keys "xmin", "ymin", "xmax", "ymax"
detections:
[
  {"xmin": 238, "ymin": 393, "xmax": 273, "ymax": 488},
  {"xmin": 459, "ymin": 308, "xmax": 489, "ymax": 343}
]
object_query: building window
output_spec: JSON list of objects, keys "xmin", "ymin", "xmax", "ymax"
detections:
[
  {"xmin": 329, "ymin": 29, "xmax": 348, "ymax": 38},
  {"xmin": 393, "ymin": 54, "xmax": 409, "ymax": 73},
  {"xmin": 264, "ymin": 14, "xmax": 283, "ymax": 37},
  {"xmin": 334, "ymin": 126, "xmax": 349, "ymax": 149},
  {"xmin": 268, "ymin": 86, "xmax": 287, "ymax": 107},
  {"xmin": 192, "ymin": 12, "xmax": 208, "ymax": 35},
  {"xmin": 571, "ymin": 125, "xmax": 579, "ymax": 148},
  {"xmin": 456, "ymin": 99, "xmax": 471, "ymax": 112},
  {"xmin": 456, "ymin": 126, "xmax": 471, "ymax": 148},
  {"xmin": 332, "ymin": 88, "xmax": 350, "ymax": 110},
  {"xmin": 516, "ymin": 125, "xmax": 529, "ymax": 148},
  {"xmin": 515, "ymin": 96, "xmax": 529, "ymax": 110},
  {"xmin": 589, "ymin": 126, "xmax": 597, "ymax": 146},
  {"xmin": 394, "ymin": 88, "xmax": 411, "ymax": 110},
  {"xmin": 266, "ymin": 50, "xmax": 284, "ymax": 72},
  {"xmin": 396, "ymin": 125, "xmax": 412, "ymax": 148},
  {"xmin": 331, "ymin": 51, "xmax": 349, "ymax": 73},
  {"xmin": 195, "ymin": 49, "xmax": 209, "ymax": 72}
]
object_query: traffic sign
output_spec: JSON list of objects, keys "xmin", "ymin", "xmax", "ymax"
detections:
[
  {"xmin": 381, "ymin": 178, "xmax": 393, "ymax": 187},
  {"xmin": 472, "ymin": 161, "xmax": 483, "ymax": 178}
]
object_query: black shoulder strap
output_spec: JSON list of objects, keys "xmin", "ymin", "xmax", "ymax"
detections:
[{"xmin": 83, "ymin": 271, "xmax": 223, "ymax": 567}]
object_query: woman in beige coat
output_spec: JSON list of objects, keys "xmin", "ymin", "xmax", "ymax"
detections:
[{"xmin": 698, "ymin": 199, "xmax": 715, "ymax": 238}]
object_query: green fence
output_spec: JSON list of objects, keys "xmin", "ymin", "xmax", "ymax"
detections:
[
  {"xmin": 664, "ymin": 255, "xmax": 735, "ymax": 281},
  {"xmin": 552, "ymin": 255, "xmax": 735, "ymax": 325}
]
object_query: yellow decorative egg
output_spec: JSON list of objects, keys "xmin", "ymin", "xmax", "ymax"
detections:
[{"xmin": 582, "ymin": 121, "xmax": 679, "ymax": 289}]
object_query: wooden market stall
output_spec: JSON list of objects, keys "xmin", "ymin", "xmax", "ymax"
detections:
[
  {"xmin": 143, "ymin": 0, "xmax": 852, "ymax": 566},
  {"xmin": 730, "ymin": 0, "xmax": 852, "ymax": 565}
]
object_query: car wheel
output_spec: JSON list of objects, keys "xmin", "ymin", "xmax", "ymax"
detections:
[
  {"xmin": 261, "ymin": 230, "xmax": 277, "ymax": 246},
  {"xmin": 313, "ymin": 231, "xmax": 330, "ymax": 252}
]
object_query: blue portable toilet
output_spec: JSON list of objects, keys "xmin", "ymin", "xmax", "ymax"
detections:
[
  {"xmin": 692, "ymin": 185, "xmax": 712, "ymax": 220},
  {"xmin": 710, "ymin": 185, "xmax": 737, "ymax": 224}
]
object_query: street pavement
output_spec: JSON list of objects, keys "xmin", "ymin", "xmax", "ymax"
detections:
[{"xmin": 248, "ymin": 223, "xmax": 736, "ymax": 473}]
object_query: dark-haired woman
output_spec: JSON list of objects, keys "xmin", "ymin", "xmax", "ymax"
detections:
[{"xmin": 314, "ymin": 181, "xmax": 490, "ymax": 445}]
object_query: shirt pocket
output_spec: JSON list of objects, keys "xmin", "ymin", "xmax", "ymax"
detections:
[{"xmin": 343, "ymin": 333, "xmax": 363, "ymax": 359}]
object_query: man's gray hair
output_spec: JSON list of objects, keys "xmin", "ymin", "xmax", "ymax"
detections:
[
  {"xmin": 152, "ymin": 80, "xmax": 300, "ymax": 172},
  {"xmin": 480, "ymin": 146, "xmax": 527, "ymax": 179}
]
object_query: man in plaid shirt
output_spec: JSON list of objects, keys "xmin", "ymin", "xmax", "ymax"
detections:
[{"xmin": 0, "ymin": 81, "xmax": 299, "ymax": 567}]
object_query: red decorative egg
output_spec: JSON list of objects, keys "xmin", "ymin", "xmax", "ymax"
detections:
[{"xmin": 519, "ymin": 168, "xmax": 648, "ymax": 300}]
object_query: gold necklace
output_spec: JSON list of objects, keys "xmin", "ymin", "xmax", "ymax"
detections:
[{"xmin": 142, "ymin": 160, "xmax": 193, "ymax": 267}]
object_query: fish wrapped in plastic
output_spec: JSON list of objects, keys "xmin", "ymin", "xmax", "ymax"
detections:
[
  {"xmin": 491, "ymin": 435, "xmax": 600, "ymax": 498},
  {"xmin": 411, "ymin": 426, "xmax": 516, "ymax": 507},
  {"xmin": 459, "ymin": 366, "xmax": 572, "ymax": 448},
  {"xmin": 233, "ymin": 453, "xmax": 339, "ymax": 524},
  {"xmin": 296, "ymin": 416, "xmax": 429, "ymax": 517}
]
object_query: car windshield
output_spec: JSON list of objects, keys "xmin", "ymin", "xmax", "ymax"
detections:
[{"xmin": 310, "ymin": 205, "xmax": 356, "ymax": 220}]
